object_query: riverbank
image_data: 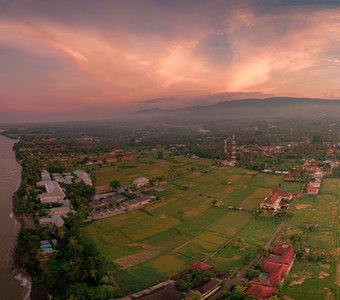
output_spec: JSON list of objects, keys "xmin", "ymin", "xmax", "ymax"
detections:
[
  {"xmin": 11, "ymin": 191, "xmax": 32, "ymax": 300},
  {"xmin": 8, "ymin": 139, "xmax": 48, "ymax": 300},
  {"xmin": 0, "ymin": 133, "xmax": 28, "ymax": 299}
]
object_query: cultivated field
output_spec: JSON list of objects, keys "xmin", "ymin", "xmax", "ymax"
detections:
[
  {"xmin": 281, "ymin": 178, "xmax": 340, "ymax": 300},
  {"xmin": 85, "ymin": 155, "xmax": 302, "ymax": 295}
]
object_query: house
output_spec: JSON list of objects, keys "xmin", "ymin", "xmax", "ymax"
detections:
[
  {"xmin": 39, "ymin": 216, "xmax": 64, "ymax": 227},
  {"xmin": 133, "ymin": 177, "xmax": 149, "ymax": 188},
  {"xmin": 111, "ymin": 194, "xmax": 127, "ymax": 203},
  {"xmin": 124, "ymin": 199, "xmax": 141, "ymax": 210},
  {"xmin": 172, "ymin": 262, "xmax": 213, "ymax": 281},
  {"xmin": 49, "ymin": 206, "xmax": 70, "ymax": 216},
  {"xmin": 194, "ymin": 278, "xmax": 221, "ymax": 299},
  {"xmin": 74, "ymin": 170, "xmax": 92, "ymax": 186},
  {"xmin": 188, "ymin": 262, "xmax": 213, "ymax": 271},
  {"xmin": 247, "ymin": 246, "xmax": 295, "ymax": 299},
  {"xmin": 306, "ymin": 183, "xmax": 318, "ymax": 195},
  {"xmin": 245, "ymin": 285, "xmax": 277, "ymax": 299},
  {"xmin": 95, "ymin": 185, "xmax": 112, "ymax": 194},
  {"xmin": 109, "ymin": 149, "xmax": 124, "ymax": 156},
  {"xmin": 37, "ymin": 181, "xmax": 66, "ymax": 203},
  {"xmin": 310, "ymin": 180, "xmax": 321, "ymax": 188},
  {"xmin": 314, "ymin": 170, "xmax": 323, "ymax": 179},
  {"xmin": 260, "ymin": 187, "xmax": 293, "ymax": 212},
  {"xmin": 90, "ymin": 199, "xmax": 106, "ymax": 208}
]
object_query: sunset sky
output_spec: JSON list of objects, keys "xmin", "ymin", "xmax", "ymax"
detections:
[{"xmin": 1, "ymin": 0, "xmax": 340, "ymax": 122}]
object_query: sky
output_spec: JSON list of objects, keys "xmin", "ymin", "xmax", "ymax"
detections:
[{"xmin": 1, "ymin": 0, "xmax": 340, "ymax": 122}]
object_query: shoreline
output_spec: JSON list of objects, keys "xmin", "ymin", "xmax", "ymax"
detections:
[
  {"xmin": 9, "ymin": 150, "xmax": 32, "ymax": 300},
  {"xmin": 0, "ymin": 131, "xmax": 44, "ymax": 300},
  {"xmin": 10, "ymin": 191, "xmax": 32, "ymax": 300}
]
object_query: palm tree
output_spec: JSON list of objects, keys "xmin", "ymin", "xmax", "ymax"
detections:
[
  {"xmin": 185, "ymin": 290, "xmax": 202, "ymax": 300},
  {"xmin": 68, "ymin": 236, "xmax": 78, "ymax": 258},
  {"xmin": 56, "ymin": 227, "xmax": 66, "ymax": 240}
]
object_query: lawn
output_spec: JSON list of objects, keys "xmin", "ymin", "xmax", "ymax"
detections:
[{"xmin": 84, "ymin": 156, "xmax": 302, "ymax": 295}]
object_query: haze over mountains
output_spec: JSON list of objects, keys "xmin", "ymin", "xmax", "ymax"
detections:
[{"xmin": 134, "ymin": 97, "xmax": 340, "ymax": 122}]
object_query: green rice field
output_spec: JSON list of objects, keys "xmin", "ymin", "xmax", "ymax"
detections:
[
  {"xmin": 84, "ymin": 155, "xmax": 302, "ymax": 295},
  {"xmin": 281, "ymin": 178, "xmax": 340, "ymax": 300}
]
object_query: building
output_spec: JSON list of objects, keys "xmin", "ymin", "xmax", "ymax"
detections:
[
  {"xmin": 39, "ymin": 216, "xmax": 65, "ymax": 227},
  {"xmin": 260, "ymin": 187, "xmax": 293, "ymax": 212},
  {"xmin": 131, "ymin": 281, "xmax": 183, "ymax": 300},
  {"xmin": 246, "ymin": 246, "xmax": 295, "ymax": 299},
  {"xmin": 37, "ymin": 181, "xmax": 66, "ymax": 203},
  {"xmin": 194, "ymin": 278, "xmax": 221, "ymax": 299},
  {"xmin": 221, "ymin": 134, "xmax": 237, "ymax": 167},
  {"xmin": 49, "ymin": 206, "xmax": 70, "ymax": 216},
  {"xmin": 172, "ymin": 262, "xmax": 213, "ymax": 281},
  {"xmin": 306, "ymin": 182, "xmax": 319, "ymax": 195},
  {"xmin": 133, "ymin": 177, "xmax": 150, "ymax": 188},
  {"xmin": 74, "ymin": 170, "xmax": 93, "ymax": 186},
  {"xmin": 41, "ymin": 170, "xmax": 51, "ymax": 181},
  {"xmin": 245, "ymin": 285, "xmax": 277, "ymax": 299},
  {"xmin": 95, "ymin": 185, "xmax": 112, "ymax": 194}
]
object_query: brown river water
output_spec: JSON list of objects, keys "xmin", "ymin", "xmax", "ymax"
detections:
[{"xmin": 0, "ymin": 134, "xmax": 27, "ymax": 299}]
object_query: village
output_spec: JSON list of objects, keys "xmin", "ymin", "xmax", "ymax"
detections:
[{"xmin": 24, "ymin": 132, "xmax": 337, "ymax": 300}]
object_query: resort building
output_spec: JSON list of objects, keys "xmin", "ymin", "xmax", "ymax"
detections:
[{"xmin": 260, "ymin": 187, "xmax": 293, "ymax": 212}]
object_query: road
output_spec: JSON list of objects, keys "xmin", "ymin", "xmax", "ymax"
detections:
[{"xmin": 209, "ymin": 200, "xmax": 300, "ymax": 300}]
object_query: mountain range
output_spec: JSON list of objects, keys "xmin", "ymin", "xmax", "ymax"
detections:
[{"xmin": 133, "ymin": 97, "xmax": 340, "ymax": 121}]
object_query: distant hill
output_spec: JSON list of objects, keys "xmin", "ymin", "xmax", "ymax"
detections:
[{"xmin": 132, "ymin": 97, "xmax": 340, "ymax": 121}]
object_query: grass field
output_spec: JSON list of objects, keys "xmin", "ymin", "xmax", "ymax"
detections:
[
  {"xmin": 84, "ymin": 155, "xmax": 302, "ymax": 295},
  {"xmin": 281, "ymin": 178, "xmax": 340, "ymax": 300}
]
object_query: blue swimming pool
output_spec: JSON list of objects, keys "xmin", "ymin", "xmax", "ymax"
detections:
[{"xmin": 260, "ymin": 273, "xmax": 269, "ymax": 279}]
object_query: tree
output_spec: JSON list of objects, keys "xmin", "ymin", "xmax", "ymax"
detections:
[
  {"xmin": 246, "ymin": 267, "xmax": 261, "ymax": 279},
  {"xmin": 185, "ymin": 290, "xmax": 202, "ymax": 300},
  {"xmin": 157, "ymin": 151, "xmax": 164, "ymax": 159},
  {"xmin": 110, "ymin": 180, "xmax": 121, "ymax": 189}
]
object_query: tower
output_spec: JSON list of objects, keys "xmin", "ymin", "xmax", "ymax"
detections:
[
  {"xmin": 224, "ymin": 139, "xmax": 228, "ymax": 158},
  {"xmin": 290, "ymin": 128, "xmax": 293, "ymax": 144},
  {"xmin": 231, "ymin": 134, "xmax": 237, "ymax": 165}
]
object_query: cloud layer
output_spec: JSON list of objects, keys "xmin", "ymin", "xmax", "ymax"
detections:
[{"xmin": 1, "ymin": 0, "xmax": 340, "ymax": 122}]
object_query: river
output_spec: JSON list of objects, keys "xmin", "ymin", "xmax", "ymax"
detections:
[{"xmin": 0, "ymin": 133, "xmax": 26, "ymax": 299}]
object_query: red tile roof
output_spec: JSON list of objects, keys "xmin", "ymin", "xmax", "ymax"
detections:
[
  {"xmin": 245, "ymin": 285, "xmax": 277, "ymax": 299},
  {"xmin": 263, "ymin": 187, "xmax": 292, "ymax": 205},
  {"xmin": 189, "ymin": 262, "xmax": 213, "ymax": 271},
  {"xmin": 267, "ymin": 247, "xmax": 295, "ymax": 265},
  {"xmin": 306, "ymin": 182, "xmax": 318, "ymax": 193}
]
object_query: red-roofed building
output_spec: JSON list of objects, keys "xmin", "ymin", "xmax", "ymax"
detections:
[
  {"xmin": 247, "ymin": 246, "xmax": 295, "ymax": 298},
  {"xmin": 245, "ymin": 285, "xmax": 277, "ymax": 299},
  {"xmin": 189, "ymin": 262, "xmax": 213, "ymax": 271},
  {"xmin": 260, "ymin": 187, "xmax": 293, "ymax": 212},
  {"xmin": 306, "ymin": 183, "xmax": 318, "ymax": 195},
  {"xmin": 267, "ymin": 247, "xmax": 295, "ymax": 266}
]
